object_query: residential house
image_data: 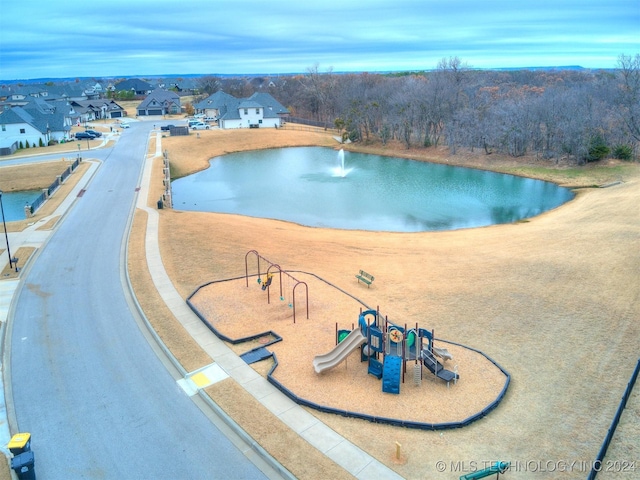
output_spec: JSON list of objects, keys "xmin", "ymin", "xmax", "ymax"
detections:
[
  {"xmin": 112, "ymin": 78, "xmax": 153, "ymax": 96},
  {"xmin": 0, "ymin": 106, "xmax": 71, "ymax": 156},
  {"xmin": 137, "ymin": 89, "xmax": 181, "ymax": 116},
  {"xmin": 0, "ymin": 84, "xmax": 97, "ymax": 113},
  {"xmin": 69, "ymin": 99, "xmax": 125, "ymax": 124},
  {"xmin": 194, "ymin": 91, "xmax": 289, "ymax": 129}
]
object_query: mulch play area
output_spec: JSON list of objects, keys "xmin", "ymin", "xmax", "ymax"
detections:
[{"xmin": 189, "ymin": 261, "xmax": 509, "ymax": 428}]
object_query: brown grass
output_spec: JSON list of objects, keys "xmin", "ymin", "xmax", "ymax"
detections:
[
  {"xmin": 144, "ymin": 129, "xmax": 640, "ymax": 479},
  {"xmin": 0, "ymin": 161, "xmax": 92, "ymax": 232},
  {"xmin": 0, "ymin": 247, "xmax": 36, "ymax": 279},
  {"xmin": 206, "ymin": 379, "xmax": 356, "ymax": 480},
  {"xmin": 0, "ymin": 160, "xmax": 76, "ymax": 192}
]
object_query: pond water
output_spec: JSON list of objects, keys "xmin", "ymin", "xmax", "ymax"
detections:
[
  {"xmin": 171, "ymin": 147, "xmax": 574, "ymax": 232},
  {"xmin": 0, "ymin": 190, "xmax": 41, "ymax": 222}
]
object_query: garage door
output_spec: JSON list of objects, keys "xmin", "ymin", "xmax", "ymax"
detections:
[
  {"xmin": 148, "ymin": 109, "xmax": 163, "ymax": 115},
  {"xmin": 111, "ymin": 112, "xmax": 122, "ymax": 118}
]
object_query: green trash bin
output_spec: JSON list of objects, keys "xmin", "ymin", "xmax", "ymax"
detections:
[
  {"xmin": 11, "ymin": 451, "xmax": 36, "ymax": 480},
  {"xmin": 8, "ymin": 433, "xmax": 31, "ymax": 455}
]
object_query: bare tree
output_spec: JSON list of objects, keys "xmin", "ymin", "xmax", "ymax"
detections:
[
  {"xmin": 197, "ymin": 76, "xmax": 222, "ymax": 95},
  {"xmin": 616, "ymin": 54, "xmax": 640, "ymax": 142}
]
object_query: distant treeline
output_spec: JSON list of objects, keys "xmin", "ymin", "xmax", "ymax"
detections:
[{"xmin": 197, "ymin": 55, "xmax": 640, "ymax": 163}]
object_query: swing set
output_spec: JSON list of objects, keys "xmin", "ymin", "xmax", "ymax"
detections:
[{"xmin": 245, "ymin": 250, "xmax": 309, "ymax": 323}]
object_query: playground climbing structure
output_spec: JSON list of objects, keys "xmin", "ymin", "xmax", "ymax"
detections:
[{"xmin": 313, "ymin": 308, "xmax": 460, "ymax": 394}]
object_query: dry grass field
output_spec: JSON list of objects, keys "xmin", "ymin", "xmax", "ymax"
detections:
[{"xmin": 143, "ymin": 128, "xmax": 639, "ymax": 479}]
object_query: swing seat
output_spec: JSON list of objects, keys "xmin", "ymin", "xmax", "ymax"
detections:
[{"xmin": 262, "ymin": 275, "xmax": 273, "ymax": 290}]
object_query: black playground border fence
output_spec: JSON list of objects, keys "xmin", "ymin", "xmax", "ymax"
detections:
[
  {"xmin": 588, "ymin": 357, "xmax": 640, "ymax": 479},
  {"xmin": 27, "ymin": 156, "xmax": 82, "ymax": 215},
  {"xmin": 187, "ymin": 271, "xmax": 511, "ymax": 431}
]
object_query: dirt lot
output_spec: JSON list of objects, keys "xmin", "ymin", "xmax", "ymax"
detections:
[{"xmin": 141, "ymin": 128, "xmax": 640, "ymax": 479}]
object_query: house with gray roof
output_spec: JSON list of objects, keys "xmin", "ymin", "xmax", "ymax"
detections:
[
  {"xmin": 0, "ymin": 106, "xmax": 71, "ymax": 155},
  {"xmin": 136, "ymin": 89, "xmax": 181, "ymax": 116},
  {"xmin": 194, "ymin": 91, "xmax": 289, "ymax": 129},
  {"xmin": 69, "ymin": 99, "xmax": 125, "ymax": 122}
]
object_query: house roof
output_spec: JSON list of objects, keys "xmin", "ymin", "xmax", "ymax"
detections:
[
  {"xmin": 194, "ymin": 91, "xmax": 289, "ymax": 121},
  {"xmin": 0, "ymin": 106, "xmax": 69, "ymax": 133},
  {"xmin": 238, "ymin": 100, "xmax": 263, "ymax": 109},
  {"xmin": 248, "ymin": 92, "xmax": 289, "ymax": 118},
  {"xmin": 193, "ymin": 90, "xmax": 236, "ymax": 110},
  {"xmin": 72, "ymin": 99, "xmax": 124, "ymax": 112},
  {"xmin": 23, "ymin": 97, "xmax": 57, "ymax": 114},
  {"xmin": 137, "ymin": 89, "xmax": 181, "ymax": 109},
  {"xmin": 114, "ymin": 78, "xmax": 154, "ymax": 92}
]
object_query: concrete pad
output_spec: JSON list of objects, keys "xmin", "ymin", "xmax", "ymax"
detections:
[
  {"xmin": 299, "ymin": 422, "xmax": 345, "ymax": 454},
  {"xmin": 228, "ymin": 363, "xmax": 263, "ymax": 385},
  {"xmin": 324, "ymin": 440, "xmax": 374, "ymax": 477},
  {"xmin": 259, "ymin": 391, "xmax": 298, "ymax": 417},
  {"xmin": 242, "ymin": 376, "xmax": 278, "ymax": 400},
  {"xmin": 356, "ymin": 460, "xmax": 405, "ymax": 480},
  {"xmin": 278, "ymin": 406, "xmax": 319, "ymax": 434}
]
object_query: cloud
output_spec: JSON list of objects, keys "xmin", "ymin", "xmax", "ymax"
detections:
[{"xmin": 0, "ymin": 0, "xmax": 637, "ymax": 80}]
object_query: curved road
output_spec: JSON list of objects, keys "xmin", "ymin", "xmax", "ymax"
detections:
[{"xmin": 4, "ymin": 123, "xmax": 272, "ymax": 478}]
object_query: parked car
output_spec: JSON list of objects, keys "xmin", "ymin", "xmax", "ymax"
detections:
[
  {"xmin": 160, "ymin": 124, "xmax": 175, "ymax": 131},
  {"xmin": 84, "ymin": 129, "xmax": 102, "ymax": 137},
  {"xmin": 187, "ymin": 120, "xmax": 200, "ymax": 127},
  {"xmin": 191, "ymin": 122, "xmax": 210, "ymax": 130},
  {"xmin": 120, "ymin": 122, "xmax": 130, "ymax": 128},
  {"xmin": 75, "ymin": 131, "xmax": 96, "ymax": 139}
]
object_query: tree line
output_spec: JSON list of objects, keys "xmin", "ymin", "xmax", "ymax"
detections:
[{"xmin": 197, "ymin": 54, "xmax": 639, "ymax": 164}]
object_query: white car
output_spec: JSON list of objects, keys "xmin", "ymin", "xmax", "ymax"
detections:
[
  {"xmin": 191, "ymin": 122, "xmax": 210, "ymax": 130},
  {"xmin": 119, "ymin": 122, "xmax": 130, "ymax": 129}
]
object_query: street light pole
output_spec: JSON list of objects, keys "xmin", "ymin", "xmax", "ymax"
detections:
[{"xmin": 0, "ymin": 191, "xmax": 13, "ymax": 270}]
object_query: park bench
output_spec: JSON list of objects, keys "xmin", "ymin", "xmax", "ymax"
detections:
[{"xmin": 355, "ymin": 270, "xmax": 374, "ymax": 287}]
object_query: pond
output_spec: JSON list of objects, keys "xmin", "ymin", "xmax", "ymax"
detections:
[
  {"xmin": 170, "ymin": 147, "xmax": 574, "ymax": 232},
  {"xmin": 0, "ymin": 190, "xmax": 41, "ymax": 222}
]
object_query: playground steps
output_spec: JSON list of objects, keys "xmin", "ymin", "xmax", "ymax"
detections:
[
  {"xmin": 382, "ymin": 356, "xmax": 402, "ymax": 394},
  {"xmin": 422, "ymin": 350, "xmax": 458, "ymax": 383},
  {"xmin": 368, "ymin": 358, "xmax": 383, "ymax": 379},
  {"xmin": 240, "ymin": 347, "xmax": 273, "ymax": 365}
]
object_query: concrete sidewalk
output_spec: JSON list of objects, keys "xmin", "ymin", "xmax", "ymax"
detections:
[
  {"xmin": 0, "ymin": 132, "xmax": 403, "ymax": 479},
  {"xmin": 138, "ymin": 132, "xmax": 402, "ymax": 479}
]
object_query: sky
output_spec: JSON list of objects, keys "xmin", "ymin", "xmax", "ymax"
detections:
[{"xmin": 0, "ymin": 0, "xmax": 638, "ymax": 81}]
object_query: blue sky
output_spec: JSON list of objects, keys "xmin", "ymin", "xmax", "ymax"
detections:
[{"xmin": 0, "ymin": 0, "xmax": 638, "ymax": 80}]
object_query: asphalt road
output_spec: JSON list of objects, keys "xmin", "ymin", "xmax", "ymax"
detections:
[{"xmin": 5, "ymin": 122, "xmax": 270, "ymax": 478}]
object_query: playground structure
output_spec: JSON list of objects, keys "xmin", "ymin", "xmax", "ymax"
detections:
[
  {"xmin": 188, "ymin": 265, "xmax": 511, "ymax": 430},
  {"xmin": 245, "ymin": 250, "xmax": 309, "ymax": 323},
  {"xmin": 313, "ymin": 308, "xmax": 459, "ymax": 393}
]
